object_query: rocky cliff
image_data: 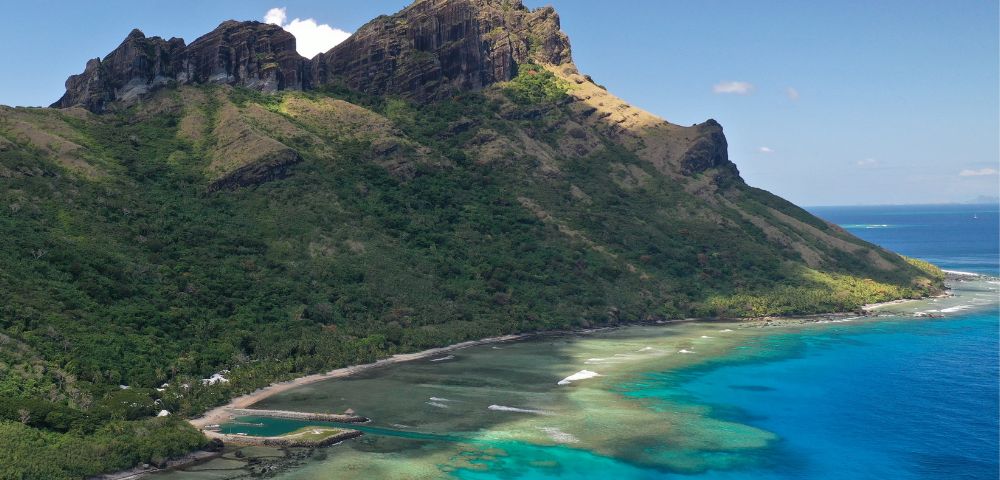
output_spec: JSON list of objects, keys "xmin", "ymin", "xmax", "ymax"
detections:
[
  {"xmin": 54, "ymin": 0, "xmax": 572, "ymax": 110},
  {"xmin": 52, "ymin": 21, "xmax": 308, "ymax": 111},
  {"xmin": 52, "ymin": 0, "xmax": 738, "ymax": 186},
  {"xmin": 54, "ymin": 29, "xmax": 185, "ymax": 112},
  {"xmin": 311, "ymin": 0, "xmax": 571, "ymax": 99}
]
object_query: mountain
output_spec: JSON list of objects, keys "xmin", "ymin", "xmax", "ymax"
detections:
[
  {"xmin": 52, "ymin": 1, "xmax": 571, "ymax": 111},
  {"xmin": 0, "ymin": 0, "xmax": 942, "ymax": 477}
]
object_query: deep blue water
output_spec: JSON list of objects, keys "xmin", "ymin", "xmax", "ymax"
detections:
[
  {"xmin": 671, "ymin": 311, "xmax": 999, "ymax": 480},
  {"xmin": 808, "ymin": 203, "xmax": 999, "ymax": 276}
]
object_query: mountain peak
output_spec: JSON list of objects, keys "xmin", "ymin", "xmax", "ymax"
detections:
[
  {"xmin": 52, "ymin": 20, "xmax": 307, "ymax": 111},
  {"xmin": 312, "ymin": 0, "xmax": 572, "ymax": 100},
  {"xmin": 53, "ymin": 0, "xmax": 574, "ymax": 111}
]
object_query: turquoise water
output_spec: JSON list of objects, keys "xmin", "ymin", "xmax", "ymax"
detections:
[
  {"xmin": 167, "ymin": 204, "xmax": 998, "ymax": 479},
  {"xmin": 452, "ymin": 310, "xmax": 999, "ymax": 480},
  {"xmin": 667, "ymin": 312, "xmax": 998, "ymax": 480},
  {"xmin": 459, "ymin": 204, "xmax": 1000, "ymax": 478}
]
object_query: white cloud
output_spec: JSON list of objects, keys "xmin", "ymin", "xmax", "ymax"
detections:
[
  {"xmin": 959, "ymin": 168, "xmax": 998, "ymax": 177},
  {"xmin": 856, "ymin": 158, "xmax": 878, "ymax": 167},
  {"xmin": 264, "ymin": 7, "xmax": 287, "ymax": 26},
  {"xmin": 713, "ymin": 81, "xmax": 754, "ymax": 95},
  {"xmin": 786, "ymin": 87, "xmax": 800, "ymax": 101},
  {"xmin": 263, "ymin": 7, "xmax": 351, "ymax": 59},
  {"xmin": 757, "ymin": 146, "xmax": 773, "ymax": 154}
]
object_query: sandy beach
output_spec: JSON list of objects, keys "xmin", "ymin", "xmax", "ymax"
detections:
[{"xmin": 861, "ymin": 290, "xmax": 953, "ymax": 311}]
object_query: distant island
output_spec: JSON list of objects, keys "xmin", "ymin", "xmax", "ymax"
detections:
[
  {"xmin": 966, "ymin": 195, "xmax": 1000, "ymax": 205},
  {"xmin": 0, "ymin": 0, "xmax": 943, "ymax": 478}
]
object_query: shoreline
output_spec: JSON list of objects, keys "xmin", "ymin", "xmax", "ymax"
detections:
[
  {"xmin": 121, "ymin": 274, "xmax": 984, "ymax": 478},
  {"xmin": 193, "ymin": 284, "xmax": 970, "ymax": 429},
  {"xmin": 862, "ymin": 291, "xmax": 952, "ymax": 312},
  {"xmin": 90, "ymin": 451, "xmax": 221, "ymax": 480},
  {"xmin": 191, "ymin": 289, "xmax": 956, "ymax": 430}
]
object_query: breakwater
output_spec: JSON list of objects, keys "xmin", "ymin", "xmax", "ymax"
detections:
[
  {"xmin": 214, "ymin": 428, "xmax": 363, "ymax": 447},
  {"xmin": 227, "ymin": 408, "xmax": 369, "ymax": 423}
]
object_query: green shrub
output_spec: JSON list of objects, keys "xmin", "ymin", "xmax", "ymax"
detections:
[{"xmin": 503, "ymin": 63, "xmax": 569, "ymax": 105}]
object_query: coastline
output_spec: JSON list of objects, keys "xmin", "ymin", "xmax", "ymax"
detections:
[
  {"xmin": 115, "ymin": 274, "xmax": 984, "ymax": 479},
  {"xmin": 90, "ymin": 451, "xmax": 221, "ymax": 480},
  {"xmin": 191, "ymin": 284, "xmax": 961, "ymax": 430},
  {"xmin": 193, "ymin": 284, "xmax": 970, "ymax": 429},
  {"xmin": 148, "ymin": 272, "xmax": 976, "ymax": 480}
]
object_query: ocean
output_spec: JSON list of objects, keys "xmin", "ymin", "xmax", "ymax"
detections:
[
  {"xmin": 809, "ymin": 203, "xmax": 999, "ymax": 276},
  {"xmin": 660, "ymin": 203, "xmax": 1000, "ymax": 480},
  {"xmin": 158, "ymin": 204, "xmax": 999, "ymax": 480}
]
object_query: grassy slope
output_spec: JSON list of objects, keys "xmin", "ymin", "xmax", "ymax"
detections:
[{"xmin": 0, "ymin": 74, "xmax": 942, "ymax": 477}]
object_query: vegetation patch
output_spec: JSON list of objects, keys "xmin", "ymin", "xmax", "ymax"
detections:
[{"xmin": 503, "ymin": 63, "xmax": 570, "ymax": 105}]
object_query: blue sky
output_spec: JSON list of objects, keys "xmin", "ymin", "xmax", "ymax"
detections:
[{"xmin": 1, "ymin": 0, "xmax": 996, "ymax": 205}]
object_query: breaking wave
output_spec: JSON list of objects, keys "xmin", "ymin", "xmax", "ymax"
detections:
[
  {"xmin": 557, "ymin": 370, "xmax": 600, "ymax": 385},
  {"xmin": 941, "ymin": 305, "xmax": 973, "ymax": 313},
  {"xmin": 488, "ymin": 405, "xmax": 552, "ymax": 415},
  {"xmin": 842, "ymin": 224, "xmax": 893, "ymax": 229}
]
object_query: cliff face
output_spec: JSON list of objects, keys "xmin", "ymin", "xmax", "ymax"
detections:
[
  {"xmin": 53, "ymin": 0, "xmax": 572, "ymax": 110},
  {"xmin": 181, "ymin": 20, "xmax": 309, "ymax": 91},
  {"xmin": 54, "ymin": 29, "xmax": 185, "ymax": 112},
  {"xmin": 51, "ymin": 0, "xmax": 734, "ymax": 183},
  {"xmin": 311, "ymin": 0, "xmax": 571, "ymax": 100},
  {"xmin": 52, "ymin": 21, "xmax": 308, "ymax": 111}
]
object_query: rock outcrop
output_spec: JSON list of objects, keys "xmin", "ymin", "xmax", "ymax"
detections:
[
  {"xmin": 49, "ymin": 0, "xmax": 738, "ymax": 189},
  {"xmin": 53, "ymin": 0, "xmax": 571, "ymax": 111},
  {"xmin": 52, "ymin": 21, "xmax": 308, "ymax": 111},
  {"xmin": 311, "ymin": 0, "xmax": 572, "ymax": 100},
  {"xmin": 54, "ymin": 29, "xmax": 185, "ymax": 112},
  {"xmin": 181, "ymin": 20, "xmax": 309, "ymax": 92},
  {"xmin": 678, "ymin": 119, "xmax": 740, "ymax": 180}
]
